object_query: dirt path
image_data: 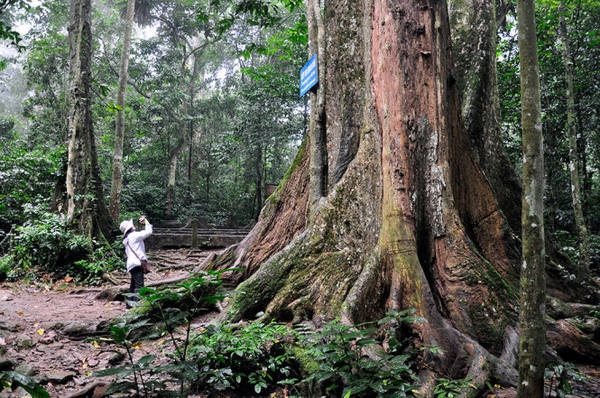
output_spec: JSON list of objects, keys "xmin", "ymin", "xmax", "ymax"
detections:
[{"xmin": 0, "ymin": 249, "xmax": 218, "ymax": 397}]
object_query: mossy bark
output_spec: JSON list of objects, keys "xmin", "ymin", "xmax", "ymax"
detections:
[
  {"xmin": 66, "ymin": 0, "xmax": 115, "ymax": 240},
  {"xmin": 516, "ymin": 0, "xmax": 546, "ymax": 394}
]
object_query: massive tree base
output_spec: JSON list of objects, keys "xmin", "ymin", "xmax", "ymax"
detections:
[
  {"xmin": 203, "ymin": 0, "xmax": 600, "ymax": 393},
  {"xmin": 206, "ymin": 140, "xmax": 599, "ymax": 394}
]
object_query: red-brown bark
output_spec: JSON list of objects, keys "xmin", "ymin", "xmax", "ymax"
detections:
[{"xmin": 206, "ymin": 0, "xmax": 599, "ymax": 390}]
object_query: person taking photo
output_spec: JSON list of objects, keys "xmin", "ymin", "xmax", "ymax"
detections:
[{"xmin": 119, "ymin": 216, "xmax": 152, "ymax": 308}]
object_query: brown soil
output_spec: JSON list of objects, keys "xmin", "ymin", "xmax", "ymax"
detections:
[{"xmin": 0, "ymin": 249, "xmax": 218, "ymax": 397}]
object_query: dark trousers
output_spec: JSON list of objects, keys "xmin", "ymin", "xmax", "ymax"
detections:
[{"xmin": 129, "ymin": 266, "xmax": 145, "ymax": 300}]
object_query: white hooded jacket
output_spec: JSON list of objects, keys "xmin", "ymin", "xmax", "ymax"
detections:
[{"xmin": 123, "ymin": 222, "xmax": 153, "ymax": 272}]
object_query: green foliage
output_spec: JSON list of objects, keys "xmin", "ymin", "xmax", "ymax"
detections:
[
  {"xmin": 0, "ymin": 370, "xmax": 49, "ymax": 398},
  {"xmin": 545, "ymin": 362, "xmax": 588, "ymax": 398},
  {"xmin": 2, "ymin": 204, "xmax": 120, "ymax": 282},
  {"xmin": 298, "ymin": 310, "xmax": 425, "ymax": 397},
  {"xmin": 8, "ymin": 205, "xmax": 90, "ymax": 279},
  {"xmin": 98, "ymin": 272, "xmax": 427, "ymax": 397},
  {"xmin": 0, "ymin": 138, "xmax": 64, "ymax": 240},
  {"xmin": 97, "ymin": 271, "xmax": 232, "ymax": 397},
  {"xmin": 554, "ymin": 231, "xmax": 600, "ymax": 273},
  {"xmin": 95, "ymin": 320, "xmax": 157, "ymax": 397},
  {"xmin": 433, "ymin": 377, "xmax": 474, "ymax": 398},
  {"xmin": 188, "ymin": 321, "xmax": 297, "ymax": 395},
  {"xmin": 0, "ymin": 0, "xmax": 29, "ymax": 52}
]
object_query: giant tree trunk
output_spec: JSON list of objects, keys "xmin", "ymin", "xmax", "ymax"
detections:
[
  {"xmin": 66, "ymin": 0, "xmax": 114, "ymax": 240},
  {"xmin": 207, "ymin": 0, "xmax": 599, "ymax": 391}
]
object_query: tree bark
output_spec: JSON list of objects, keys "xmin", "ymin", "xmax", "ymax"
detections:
[
  {"xmin": 449, "ymin": 0, "xmax": 522, "ymax": 232},
  {"xmin": 210, "ymin": 0, "xmax": 519, "ymax": 382},
  {"xmin": 109, "ymin": 0, "xmax": 136, "ymax": 222},
  {"xmin": 516, "ymin": 0, "xmax": 546, "ymax": 395},
  {"xmin": 306, "ymin": 0, "xmax": 327, "ymax": 214},
  {"xmin": 66, "ymin": 0, "xmax": 114, "ymax": 240}
]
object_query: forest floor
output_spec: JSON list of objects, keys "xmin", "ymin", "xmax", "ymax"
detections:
[
  {"xmin": 0, "ymin": 248, "xmax": 599, "ymax": 398},
  {"xmin": 0, "ymin": 249, "xmax": 221, "ymax": 397}
]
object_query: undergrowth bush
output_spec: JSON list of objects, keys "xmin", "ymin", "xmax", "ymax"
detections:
[
  {"xmin": 99, "ymin": 273, "xmax": 430, "ymax": 398},
  {"xmin": 188, "ymin": 321, "xmax": 298, "ymax": 395},
  {"xmin": 1, "ymin": 204, "xmax": 120, "ymax": 283},
  {"xmin": 297, "ymin": 311, "xmax": 425, "ymax": 397}
]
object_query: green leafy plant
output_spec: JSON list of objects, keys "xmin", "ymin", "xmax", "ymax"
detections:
[
  {"xmin": 9, "ymin": 205, "xmax": 91, "ymax": 278},
  {"xmin": 2, "ymin": 203, "xmax": 120, "ymax": 283},
  {"xmin": 187, "ymin": 320, "xmax": 297, "ymax": 395},
  {"xmin": 95, "ymin": 320, "xmax": 160, "ymax": 397},
  {"xmin": 299, "ymin": 309, "xmax": 426, "ymax": 397},
  {"xmin": 0, "ymin": 370, "xmax": 50, "ymax": 398},
  {"xmin": 545, "ymin": 362, "xmax": 587, "ymax": 398},
  {"xmin": 96, "ymin": 271, "xmax": 234, "ymax": 397},
  {"xmin": 433, "ymin": 377, "xmax": 474, "ymax": 398}
]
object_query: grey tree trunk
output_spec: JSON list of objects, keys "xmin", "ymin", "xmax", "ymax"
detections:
[
  {"xmin": 516, "ymin": 0, "xmax": 546, "ymax": 395},
  {"xmin": 109, "ymin": 0, "xmax": 136, "ymax": 222},
  {"xmin": 66, "ymin": 0, "xmax": 114, "ymax": 239}
]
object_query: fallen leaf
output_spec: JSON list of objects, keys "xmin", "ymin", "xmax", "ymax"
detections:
[
  {"xmin": 37, "ymin": 328, "xmax": 45, "ymax": 336},
  {"xmin": 93, "ymin": 341, "xmax": 101, "ymax": 349}
]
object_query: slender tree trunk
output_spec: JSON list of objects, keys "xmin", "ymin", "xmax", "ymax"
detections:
[
  {"xmin": 165, "ymin": 42, "xmax": 203, "ymax": 219},
  {"xmin": 109, "ymin": 0, "xmax": 136, "ymax": 222},
  {"xmin": 66, "ymin": 0, "xmax": 114, "ymax": 240},
  {"xmin": 516, "ymin": 0, "xmax": 546, "ymax": 395},
  {"xmin": 559, "ymin": 1, "xmax": 589, "ymax": 274}
]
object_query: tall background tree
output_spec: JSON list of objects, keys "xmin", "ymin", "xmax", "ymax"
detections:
[
  {"xmin": 516, "ymin": 0, "xmax": 546, "ymax": 393},
  {"xmin": 65, "ymin": 0, "xmax": 114, "ymax": 238},
  {"xmin": 109, "ymin": 0, "xmax": 136, "ymax": 222}
]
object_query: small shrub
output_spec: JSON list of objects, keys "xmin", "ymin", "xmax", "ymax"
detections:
[
  {"xmin": 298, "ymin": 310, "xmax": 425, "ymax": 397},
  {"xmin": 545, "ymin": 362, "xmax": 588, "ymax": 398},
  {"xmin": 188, "ymin": 321, "xmax": 298, "ymax": 395},
  {"xmin": 434, "ymin": 377, "xmax": 474, "ymax": 398}
]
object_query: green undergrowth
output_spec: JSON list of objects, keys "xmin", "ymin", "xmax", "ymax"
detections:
[
  {"xmin": 94, "ymin": 270, "xmax": 435, "ymax": 397},
  {"xmin": 0, "ymin": 204, "xmax": 121, "ymax": 285}
]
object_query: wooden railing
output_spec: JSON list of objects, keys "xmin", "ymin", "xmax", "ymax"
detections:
[{"xmin": 146, "ymin": 223, "xmax": 251, "ymax": 250}]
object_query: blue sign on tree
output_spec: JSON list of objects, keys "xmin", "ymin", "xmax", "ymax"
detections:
[{"xmin": 300, "ymin": 54, "xmax": 318, "ymax": 97}]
